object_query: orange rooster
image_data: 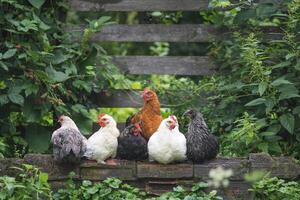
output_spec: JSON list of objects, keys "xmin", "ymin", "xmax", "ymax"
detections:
[{"xmin": 127, "ymin": 88, "xmax": 163, "ymax": 140}]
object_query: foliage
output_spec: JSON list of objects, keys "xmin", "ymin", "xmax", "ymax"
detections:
[
  {"xmin": 250, "ymin": 176, "xmax": 300, "ymax": 200},
  {"xmin": 150, "ymin": 184, "xmax": 222, "ymax": 200},
  {"xmin": 54, "ymin": 174, "xmax": 222, "ymax": 200},
  {"xmin": 0, "ymin": 164, "xmax": 52, "ymax": 199},
  {"xmin": 199, "ymin": 0, "xmax": 300, "ymax": 157},
  {"xmin": 54, "ymin": 175, "xmax": 146, "ymax": 200},
  {"xmin": 0, "ymin": 0, "xmax": 129, "ymax": 156}
]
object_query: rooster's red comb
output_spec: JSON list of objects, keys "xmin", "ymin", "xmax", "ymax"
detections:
[{"xmin": 98, "ymin": 113, "xmax": 106, "ymax": 120}]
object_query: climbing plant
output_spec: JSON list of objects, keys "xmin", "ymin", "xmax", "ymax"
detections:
[
  {"xmin": 201, "ymin": 0, "xmax": 300, "ymax": 157},
  {"xmin": 0, "ymin": 0, "xmax": 129, "ymax": 156}
]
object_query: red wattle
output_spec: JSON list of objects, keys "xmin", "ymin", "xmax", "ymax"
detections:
[{"xmin": 98, "ymin": 121, "xmax": 106, "ymax": 127}]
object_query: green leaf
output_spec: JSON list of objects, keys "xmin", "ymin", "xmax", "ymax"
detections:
[
  {"xmin": 260, "ymin": 132, "xmax": 277, "ymax": 136},
  {"xmin": 278, "ymin": 85, "xmax": 300, "ymax": 100},
  {"xmin": 258, "ymin": 82, "xmax": 268, "ymax": 96},
  {"xmin": 0, "ymin": 95, "xmax": 9, "ymax": 105},
  {"xmin": 279, "ymin": 114, "xmax": 295, "ymax": 134},
  {"xmin": 2, "ymin": 49, "xmax": 17, "ymax": 59},
  {"xmin": 46, "ymin": 66, "xmax": 69, "ymax": 83},
  {"xmin": 27, "ymin": 0, "xmax": 46, "ymax": 9},
  {"xmin": 25, "ymin": 124, "xmax": 51, "ymax": 153},
  {"xmin": 8, "ymin": 93, "xmax": 24, "ymax": 105},
  {"xmin": 293, "ymin": 106, "xmax": 300, "ymax": 114},
  {"xmin": 245, "ymin": 98, "xmax": 266, "ymax": 106},
  {"xmin": 271, "ymin": 77, "xmax": 293, "ymax": 87},
  {"xmin": 0, "ymin": 61, "xmax": 8, "ymax": 71},
  {"xmin": 272, "ymin": 61, "xmax": 291, "ymax": 69},
  {"xmin": 39, "ymin": 172, "xmax": 48, "ymax": 184}
]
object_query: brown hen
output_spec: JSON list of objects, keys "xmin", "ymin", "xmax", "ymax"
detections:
[{"xmin": 128, "ymin": 88, "xmax": 162, "ymax": 140}]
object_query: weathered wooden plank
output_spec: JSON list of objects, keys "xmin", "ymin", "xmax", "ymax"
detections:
[
  {"xmin": 137, "ymin": 162, "xmax": 193, "ymax": 178},
  {"xmin": 70, "ymin": 0, "xmax": 209, "ymax": 11},
  {"xmin": 24, "ymin": 154, "xmax": 80, "ymax": 181},
  {"xmin": 93, "ymin": 90, "xmax": 144, "ymax": 108},
  {"xmin": 69, "ymin": 24, "xmax": 217, "ymax": 42},
  {"xmin": 80, "ymin": 160, "xmax": 136, "ymax": 180},
  {"xmin": 249, "ymin": 153, "xmax": 300, "ymax": 179},
  {"xmin": 92, "ymin": 90, "xmax": 208, "ymax": 108},
  {"xmin": 194, "ymin": 158, "xmax": 250, "ymax": 181},
  {"xmin": 111, "ymin": 56, "xmax": 216, "ymax": 76}
]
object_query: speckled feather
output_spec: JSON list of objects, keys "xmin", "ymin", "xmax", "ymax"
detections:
[
  {"xmin": 52, "ymin": 128, "xmax": 87, "ymax": 164},
  {"xmin": 186, "ymin": 111, "xmax": 219, "ymax": 163},
  {"xmin": 117, "ymin": 125, "xmax": 148, "ymax": 160}
]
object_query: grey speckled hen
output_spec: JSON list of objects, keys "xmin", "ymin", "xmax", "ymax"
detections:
[
  {"xmin": 51, "ymin": 115, "xmax": 87, "ymax": 164},
  {"xmin": 184, "ymin": 110, "xmax": 219, "ymax": 163}
]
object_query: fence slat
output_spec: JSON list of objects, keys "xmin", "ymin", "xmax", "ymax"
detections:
[
  {"xmin": 69, "ymin": 24, "xmax": 217, "ymax": 42},
  {"xmin": 70, "ymin": 0, "xmax": 209, "ymax": 11},
  {"xmin": 111, "ymin": 56, "xmax": 216, "ymax": 76},
  {"xmin": 93, "ymin": 90, "xmax": 207, "ymax": 108}
]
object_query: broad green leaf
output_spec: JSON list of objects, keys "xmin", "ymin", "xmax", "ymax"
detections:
[
  {"xmin": 260, "ymin": 132, "xmax": 277, "ymax": 136},
  {"xmin": 258, "ymin": 82, "xmax": 268, "ymax": 96},
  {"xmin": 8, "ymin": 93, "xmax": 24, "ymax": 105},
  {"xmin": 272, "ymin": 61, "xmax": 291, "ymax": 69},
  {"xmin": 45, "ymin": 66, "xmax": 68, "ymax": 83},
  {"xmin": 293, "ymin": 106, "xmax": 300, "ymax": 114},
  {"xmin": 279, "ymin": 114, "xmax": 295, "ymax": 134},
  {"xmin": 0, "ymin": 61, "xmax": 8, "ymax": 71},
  {"xmin": 279, "ymin": 93, "xmax": 300, "ymax": 100},
  {"xmin": 0, "ymin": 95, "xmax": 9, "ymax": 105},
  {"xmin": 2, "ymin": 49, "xmax": 17, "ymax": 59},
  {"xmin": 39, "ymin": 172, "xmax": 49, "ymax": 184},
  {"xmin": 278, "ymin": 85, "xmax": 300, "ymax": 100},
  {"xmin": 25, "ymin": 124, "xmax": 51, "ymax": 153},
  {"xmin": 268, "ymin": 142, "xmax": 282, "ymax": 154},
  {"xmin": 271, "ymin": 77, "xmax": 293, "ymax": 87},
  {"xmin": 245, "ymin": 98, "xmax": 266, "ymax": 106},
  {"xmin": 27, "ymin": 0, "xmax": 46, "ymax": 9},
  {"xmin": 257, "ymin": 142, "xmax": 268, "ymax": 153},
  {"xmin": 22, "ymin": 99, "xmax": 42, "ymax": 123}
]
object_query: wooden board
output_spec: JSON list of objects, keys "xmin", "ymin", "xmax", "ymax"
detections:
[
  {"xmin": 111, "ymin": 56, "xmax": 216, "ymax": 76},
  {"xmin": 70, "ymin": 0, "xmax": 209, "ymax": 11},
  {"xmin": 92, "ymin": 90, "xmax": 208, "ymax": 108},
  {"xmin": 69, "ymin": 24, "xmax": 217, "ymax": 42}
]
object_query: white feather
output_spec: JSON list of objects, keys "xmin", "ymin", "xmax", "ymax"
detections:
[
  {"xmin": 84, "ymin": 115, "xmax": 120, "ymax": 163},
  {"xmin": 148, "ymin": 116, "xmax": 186, "ymax": 164}
]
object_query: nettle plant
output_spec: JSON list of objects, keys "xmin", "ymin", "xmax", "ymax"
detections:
[
  {"xmin": 202, "ymin": 0, "xmax": 300, "ymax": 157},
  {"xmin": 0, "ymin": 0, "xmax": 128, "ymax": 156}
]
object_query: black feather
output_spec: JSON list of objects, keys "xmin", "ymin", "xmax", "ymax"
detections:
[
  {"xmin": 184, "ymin": 110, "xmax": 219, "ymax": 163},
  {"xmin": 117, "ymin": 125, "xmax": 148, "ymax": 160},
  {"xmin": 52, "ymin": 128, "xmax": 86, "ymax": 164}
]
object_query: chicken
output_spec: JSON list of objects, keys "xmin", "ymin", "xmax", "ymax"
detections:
[
  {"xmin": 127, "ymin": 88, "xmax": 163, "ymax": 140},
  {"xmin": 148, "ymin": 115, "xmax": 186, "ymax": 164},
  {"xmin": 117, "ymin": 123, "xmax": 148, "ymax": 161},
  {"xmin": 51, "ymin": 115, "xmax": 87, "ymax": 164},
  {"xmin": 84, "ymin": 114, "xmax": 120, "ymax": 164},
  {"xmin": 183, "ymin": 109, "xmax": 219, "ymax": 163}
]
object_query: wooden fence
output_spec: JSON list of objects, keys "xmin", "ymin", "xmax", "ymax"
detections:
[{"xmin": 68, "ymin": 0, "xmax": 217, "ymax": 112}]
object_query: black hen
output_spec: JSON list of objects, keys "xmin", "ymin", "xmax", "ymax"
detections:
[
  {"xmin": 117, "ymin": 124, "xmax": 148, "ymax": 161},
  {"xmin": 184, "ymin": 110, "xmax": 219, "ymax": 163}
]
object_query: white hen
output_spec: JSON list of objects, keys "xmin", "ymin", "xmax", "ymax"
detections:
[
  {"xmin": 84, "ymin": 114, "xmax": 120, "ymax": 164},
  {"xmin": 148, "ymin": 115, "xmax": 186, "ymax": 164}
]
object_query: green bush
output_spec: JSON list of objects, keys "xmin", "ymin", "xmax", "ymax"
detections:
[
  {"xmin": 0, "ymin": 164, "xmax": 52, "ymax": 199},
  {"xmin": 0, "ymin": 0, "xmax": 128, "ymax": 156},
  {"xmin": 250, "ymin": 177, "xmax": 300, "ymax": 200}
]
